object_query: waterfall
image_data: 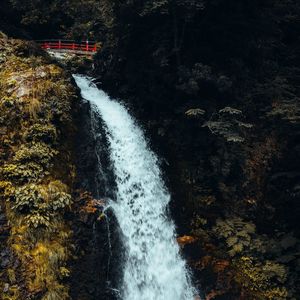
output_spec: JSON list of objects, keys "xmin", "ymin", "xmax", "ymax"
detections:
[{"xmin": 73, "ymin": 75, "xmax": 195, "ymax": 300}]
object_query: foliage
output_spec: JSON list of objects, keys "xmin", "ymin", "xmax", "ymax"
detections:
[
  {"xmin": 203, "ymin": 107, "xmax": 253, "ymax": 143},
  {"xmin": 191, "ymin": 214, "xmax": 300, "ymax": 298},
  {"xmin": 7, "ymin": 0, "xmax": 105, "ymax": 39},
  {"xmin": 185, "ymin": 108, "xmax": 205, "ymax": 118},
  {"xmin": 0, "ymin": 36, "xmax": 76, "ymax": 299},
  {"xmin": 13, "ymin": 142, "xmax": 58, "ymax": 168},
  {"xmin": 9, "ymin": 181, "xmax": 71, "ymax": 216},
  {"xmin": 212, "ymin": 218, "xmax": 266, "ymax": 257},
  {"xmin": 23, "ymin": 123, "xmax": 57, "ymax": 144},
  {"xmin": 234, "ymin": 257, "xmax": 288, "ymax": 299},
  {"xmin": 1, "ymin": 162, "xmax": 45, "ymax": 183}
]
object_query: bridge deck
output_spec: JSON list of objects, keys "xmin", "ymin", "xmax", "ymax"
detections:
[{"xmin": 47, "ymin": 49, "xmax": 96, "ymax": 56}]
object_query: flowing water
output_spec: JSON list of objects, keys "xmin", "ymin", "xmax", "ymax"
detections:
[{"xmin": 74, "ymin": 75, "xmax": 195, "ymax": 300}]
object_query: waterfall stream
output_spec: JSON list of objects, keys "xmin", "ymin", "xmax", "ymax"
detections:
[{"xmin": 74, "ymin": 75, "xmax": 195, "ymax": 300}]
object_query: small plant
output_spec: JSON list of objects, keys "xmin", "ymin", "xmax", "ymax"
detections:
[
  {"xmin": 24, "ymin": 213, "xmax": 51, "ymax": 228},
  {"xmin": 185, "ymin": 108, "xmax": 205, "ymax": 118},
  {"xmin": 203, "ymin": 106, "xmax": 253, "ymax": 142},
  {"xmin": 213, "ymin": 218, "xmax": 266, "ymax": 256},
  {"xmin": 12, "ymin": 184, "xmax": 43, "ymax": 211}
]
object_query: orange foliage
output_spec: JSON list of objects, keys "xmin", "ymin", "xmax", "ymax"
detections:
[
  {"xmin": 76, "ymin": 191, "xmax": 105, "ymax": 215},
  {"xmin": 177, "ymin": 235, "xmax": 197, "ymax": 246},
  {"xmin": 213, "ymin": 259, "xmax": 230, "ymax": 273},
  {"xmin": 80, "ymin": 198, "xmax": 105, "ymax": 214}
]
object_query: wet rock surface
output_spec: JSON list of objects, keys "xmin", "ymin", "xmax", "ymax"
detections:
[{"xmin": 70, "ymin": 97, "xmax": 123, "ymax": 300}]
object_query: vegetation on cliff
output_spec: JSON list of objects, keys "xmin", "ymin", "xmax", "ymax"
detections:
[{"xmin": 0, "ymin": 33, "xmax": 77, "ymax": 299}]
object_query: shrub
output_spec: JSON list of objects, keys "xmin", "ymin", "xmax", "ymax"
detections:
[
  {"xmin": 213, "ymin": 218, "xmax": 268, "ymax": 257},
  {"xmin": 1, "ymin": 162, "xmax": 45, "ymax": 183},
  {"xmin": 11, "ymin": 182, "xmax": 72, "ymax": 226},
  {"xmin": 23, "ymin": 124, "xmax": 57, "ymax": 144},
  {"xmin": 13, "ymin": 142, "xmax": 58, "ymax": 168}
]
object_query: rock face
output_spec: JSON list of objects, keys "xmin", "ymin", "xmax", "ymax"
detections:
[{"xmin": 92, "ymin": 1, "xmax": 300, "ymax": 298}]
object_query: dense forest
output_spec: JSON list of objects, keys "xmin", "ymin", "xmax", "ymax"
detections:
[{"xmin": 0, "ymin": 0, "xmax": 300, "ymax": 299}]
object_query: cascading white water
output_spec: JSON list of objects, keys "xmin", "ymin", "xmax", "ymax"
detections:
[{"xmin": 74, "ymin": 75, "xmax": 195, "ymax": 300}]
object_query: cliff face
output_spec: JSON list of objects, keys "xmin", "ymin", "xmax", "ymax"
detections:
[
  {"xmin": 0, "ymin": 33, "xmax": 78, "ymax": 299},
  {"xmin": 93, "ymin": 1, "xmax": 300, "ymax": 299},
  {"xmin": 0, "ymin": 33, "xmax": 122, "ymax": 300}
]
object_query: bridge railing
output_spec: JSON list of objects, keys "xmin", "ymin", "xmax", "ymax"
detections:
[{"xmin": 35, "ymin": 40, "xmax": 100, "ymax": 53}]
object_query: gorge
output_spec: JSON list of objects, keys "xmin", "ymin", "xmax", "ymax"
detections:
[{"xmin": 0, "ymin": 1, "xmax": 300, "ymax": 299}]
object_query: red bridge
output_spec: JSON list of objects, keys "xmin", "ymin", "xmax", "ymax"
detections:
[{"xmin": 36, "ymin": 39, "xmax": 100, "ymax": 56}]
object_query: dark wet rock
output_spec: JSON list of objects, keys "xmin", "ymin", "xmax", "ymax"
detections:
[{"xmin": 70, "ymin": 96, "xmax": 123, "ymax": 300}]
